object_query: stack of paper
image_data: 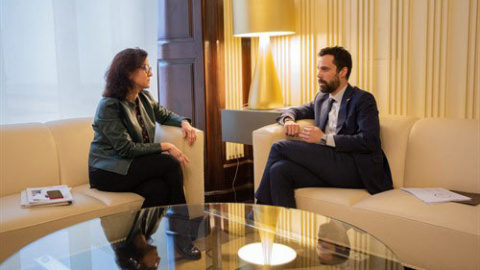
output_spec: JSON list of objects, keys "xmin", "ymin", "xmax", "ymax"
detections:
[
  {"xmin": 21, "ymin": 185, "xmax": 73, "ymax": 207},
  {"xmin": 401, "ymin": 188, "xmax": 472, "ymax": 204}
]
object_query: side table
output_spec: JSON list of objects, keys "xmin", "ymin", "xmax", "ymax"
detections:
[{"xmin": 221, "ymin": 109, "xmax": 283, "ymax": 145}]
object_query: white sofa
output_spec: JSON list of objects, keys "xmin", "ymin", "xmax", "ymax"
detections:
[
  {"xmin": 0, "ymin": 117, "xmax": 204, "ymax": 262},
  {"xmin": 253, "ymin": 116, "xmax": 480, "ymax": 270}
]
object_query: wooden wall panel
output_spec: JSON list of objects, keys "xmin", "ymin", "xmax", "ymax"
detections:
[
  {"xmin": 158, "ymin": 61, "xmax": 194, "ymax": 120},
  {"xmin": 387, "ymin": 0, "xmax": 409, "ymax": 115},
  {"xmin": 299, "ymin": 0, "xmax": 321, "ymax": 104},
  {"xmin": 407, "ymin": 0, "xmax": 478, "ymax": 119},
  {"xmin": 466, "ymin": 0, "xmax": 480, "ymax": 119},
  {"xmin": 158, "ymin": 0, "xmax": 192, "ymax": 39},
  {"xmin": 272, "ymin": 36, "xmax": 293, "ymax": 105},
  {"xmin": 157, "ymin": 0, "xmax": 205, "ymax": 130}
]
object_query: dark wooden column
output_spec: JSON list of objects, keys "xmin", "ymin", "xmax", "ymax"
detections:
[{"xmin": 202, "ymin": 0, "xmax": 226, "ymax": 194}]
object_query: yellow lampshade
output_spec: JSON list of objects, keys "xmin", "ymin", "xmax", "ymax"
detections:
[
  {"xmin": 232, "ymin": 0, "xmax": 295, "ymax": 37},
  {"xmin": 232, "ymin": 0, "xmax": 296, "ymax": 110}
]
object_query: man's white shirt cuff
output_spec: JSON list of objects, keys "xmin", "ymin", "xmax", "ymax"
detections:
[{"xmin": 326, "ymin": 134, "xmax": 336, "ymax": 147}]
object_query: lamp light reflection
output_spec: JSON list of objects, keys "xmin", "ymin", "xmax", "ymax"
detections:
[{"xmin": 238, "ymin": 242, "xmax": 297, "ymax": 266}]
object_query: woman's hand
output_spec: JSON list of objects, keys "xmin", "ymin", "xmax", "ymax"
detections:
[
  {"xmin": 181, "ymin": 120, "xmax": 197, "ymax": 146},
  {"xmin": 161, "ymin": 142, "xmax": 189, "ymax": 167}
]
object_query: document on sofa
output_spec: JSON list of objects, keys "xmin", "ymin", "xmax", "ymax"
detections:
[
  {"xmin": 401, "ymin": 188, "xmax": 471, "ymax": 204},
  {"xmin": 21, "ymin": 185, "xmax": 73, "ymax": 207},
  {"xmin": 450, "ymin": 190, "xmax": 480, "ymax": 206}
]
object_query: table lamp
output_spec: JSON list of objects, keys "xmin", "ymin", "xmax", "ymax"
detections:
[{"xmin": 232, "ymin": 0, "xmax": 295, "ymax": 110}]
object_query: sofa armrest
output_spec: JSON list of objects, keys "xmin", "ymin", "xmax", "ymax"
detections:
[
  {"xmin": 155, "ymin": 125, "xmax": 204, "ymax": 205},
  {"xmin": 252, "ymin": 119, "xmax": 315, "ymax": 193}
]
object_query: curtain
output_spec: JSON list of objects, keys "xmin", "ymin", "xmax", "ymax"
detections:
[{"xmin": 0, "ymin": 0, "xmax": 158, "ymax": 124}]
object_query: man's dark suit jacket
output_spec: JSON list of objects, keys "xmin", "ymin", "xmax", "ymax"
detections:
[{"xmin": 279, "ymin": 84, "xmax": 393, "ymax": 194}]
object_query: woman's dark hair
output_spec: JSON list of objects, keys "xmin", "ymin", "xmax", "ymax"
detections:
[
  {"xmin": 103, "ymin": 48, "xmax": 148, "ymax": 99},
  {"xmin": 318, "ymin": 46, "xmax": 352, "ymax": 80}
]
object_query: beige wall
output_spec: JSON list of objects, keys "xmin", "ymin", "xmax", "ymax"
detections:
[{"xmin": 224, "ymin": 0, "xmax": 480, "ymax": 119}]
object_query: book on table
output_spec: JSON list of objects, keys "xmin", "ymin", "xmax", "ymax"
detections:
[{"xmin": 21, "ymin": 185, "xmax": 73, "ymax": 207}]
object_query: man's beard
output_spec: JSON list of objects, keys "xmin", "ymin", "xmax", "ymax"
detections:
[{"xmin": 319, "ymin": 74, "xmax": 340, "ymax": 94}]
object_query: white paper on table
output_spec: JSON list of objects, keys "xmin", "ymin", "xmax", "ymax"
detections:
[{"xmin": 401, "ymin": 188, "xmax": 471, "ymax": 204}]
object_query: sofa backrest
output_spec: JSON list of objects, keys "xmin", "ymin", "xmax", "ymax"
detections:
[
  {"xmin": 403, "ymin": 118, "xmax": 480, "ymax": 193},
  {"xmin": 0, "ymin": 123, "xmax": 60, "ymax": 196},
  {"xmin": 46, "ymin": 117, "xmax": 94, "ymax": 188},
  {"xmin": 379, "ymin": 115, "xmax": 418, "ymax": 188}
]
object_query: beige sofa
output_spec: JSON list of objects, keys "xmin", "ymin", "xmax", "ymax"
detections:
[
  {"xmin": 0, "ymin": 117, "xmax": 204, "ymax": 262},
  {"xmin": 253, "ymin": 116, "xmax": 480, "ymax": 270}
]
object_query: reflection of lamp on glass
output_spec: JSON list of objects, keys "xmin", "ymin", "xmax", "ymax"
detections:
[
  {"xmin": 232, "ymin": 0, "xmax": 295, "ymax": 110},
  {"xmin": 238, "ymin": 205, "xmax": 296, "ymax": 267}
]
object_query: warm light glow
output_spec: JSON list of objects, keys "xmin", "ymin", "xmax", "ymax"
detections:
[
  {"xmin": 258, "ymin": 35, "xmax": 271, "ymax": 51},
  {"xmin": 231, "ymin": 0, "xmax": 296, "ymax": 109},
  {"xmin": 233, "ymin": 31, "xmax": 295, "ymax": 38},
  {"xmin": 232, "ymin": 0, "xmax": 295, "ymax": 37},
  {"xmin": 238, "ymin": 243, "xmax": 297, "ymax": 266}
]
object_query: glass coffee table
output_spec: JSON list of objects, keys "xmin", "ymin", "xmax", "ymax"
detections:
[{"xmin": 1, "ymin": 203, "xmax": 404, "ymax": 270}]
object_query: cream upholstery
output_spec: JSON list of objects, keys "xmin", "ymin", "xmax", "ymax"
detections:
[
  {"xmin": 403, "ymin": 119, "xmax": 480, "ymax": 192},
  {"xmin": 72, "ymin": 184, "xmax": 144, "ymax": 210},
  {"xmin": 0, "ymin": 123, "xmax": 60, "ymax": 196},
  {"xmin": 351, "ymin": 189, "xmax": 480, "ymax": 270},
  {"xmin": 45, "ymin": 117, "xmax": 94, "ymax": 187},
  {"xmin": 0, "ymin": 117, "xmax": 205, "ymax": 262},
  {"xmin": 378, "ymin": 115, "xmax": 418, "ymax": 188},
  {"xmin": 295, "ymin": 188, "xmax": 370, "ymax": 222},
  {"xmin": 155, "ymin": 124, "xmax": 205, "ymax": 207},
  {"xmin": 253, "ymin": 116, "xmax": 480, "ymax": 270}
]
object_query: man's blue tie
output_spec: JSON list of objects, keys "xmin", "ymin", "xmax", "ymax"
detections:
[{"xmin": 321, "ymin": 98, "xmax": 335, "ymax": 132}]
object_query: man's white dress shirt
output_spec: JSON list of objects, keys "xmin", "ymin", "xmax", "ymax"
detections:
[{"xmin": 324, "ymin": 85, "xmax": 347, "ymax": 147}]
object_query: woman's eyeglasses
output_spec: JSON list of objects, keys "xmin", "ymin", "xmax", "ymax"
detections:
[{"xmin": 142, "ymin": 64, "xmax": 152, "ymax": 74}]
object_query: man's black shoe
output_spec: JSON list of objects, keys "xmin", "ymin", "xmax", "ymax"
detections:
[{"xmin": 174, "ymin": 236, "xmax": 201, "ymax": 260}]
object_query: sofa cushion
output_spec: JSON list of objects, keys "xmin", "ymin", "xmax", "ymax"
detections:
[
  {"xmin": 379, "ymin": 115, "xmax": 418, "ymax": 188},
  {"xmin": 0, "ymin": 191, "xmax": 105, "ymax": 234},
  {"xmin": 404, "ymin": 118, "xmax": 480, "ymax": 192},
  {"xmin": 353, "ymin": 189, "xmax": 479, "ymax": 236},
  {"xmin": 73, "ymin": 184, "xmax": 144, "ymax": 211},
  {"xmin": 0, "ymin": 191, "xmax": 110, "ymax": 262},
  {"xmin": 295, "ymin": 188, "xmax": 370, "ymax": 221},
  {"xmin": 45, "ymin": 117, "xmax": 94, "ymax": 188},
  {"xmin": 0, "ymin": 123, "xmax": 60, "ymax": 196},
  {"xmin": 351, "ymin": 189, "xmax": 480, "ymax": 270}
]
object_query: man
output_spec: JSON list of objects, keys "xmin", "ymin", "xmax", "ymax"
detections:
[{"xmin": 255, "ymin": 46, "xmax": 393, "ymax": 208}]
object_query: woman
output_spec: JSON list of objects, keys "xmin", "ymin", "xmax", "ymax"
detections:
[
  {"xmin": 88, "ymin": 47, "xmax": 196, "ymax": 209},
  {"xmin": 89, "ymin": 48, "xmax": 201, "ymax": 261}
]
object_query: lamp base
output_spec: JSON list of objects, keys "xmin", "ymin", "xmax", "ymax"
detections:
[{"xmin": 248, "ymin": 36, "xmax": 284, "ymax": 110}]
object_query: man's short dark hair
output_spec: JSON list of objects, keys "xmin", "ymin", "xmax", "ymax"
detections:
[{"xmin": 318, "ymin": 46, "xmax": 352, "ymax": 80}]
